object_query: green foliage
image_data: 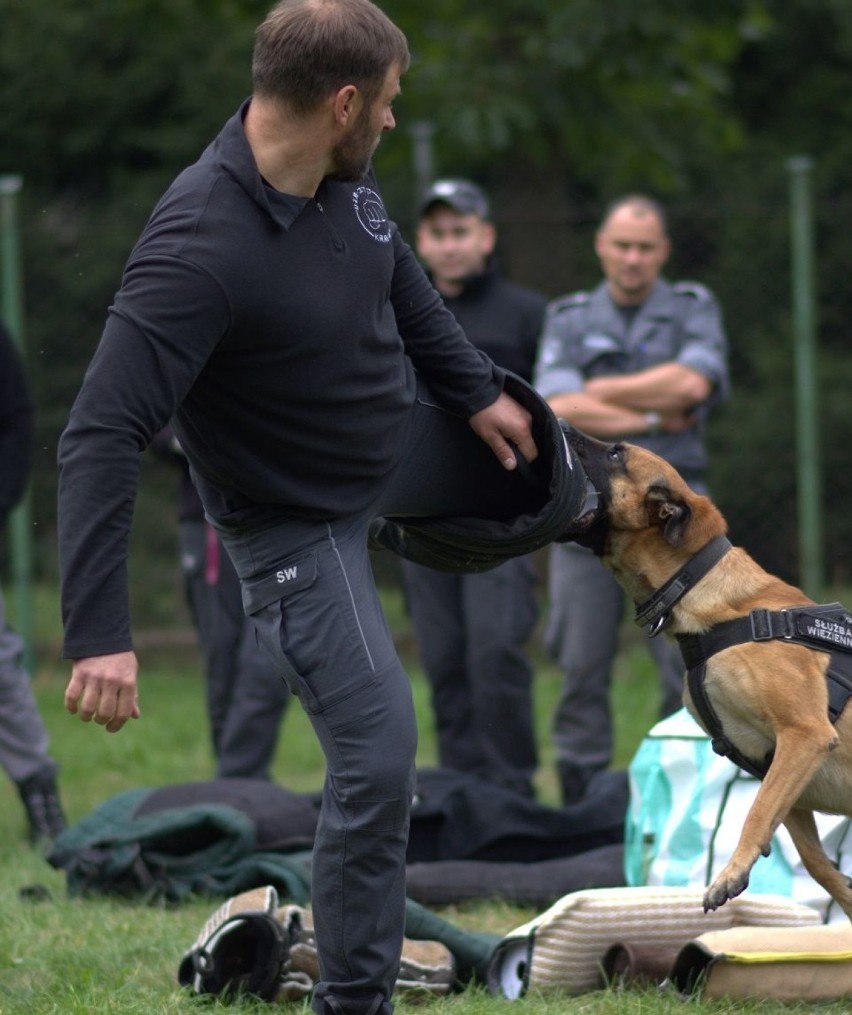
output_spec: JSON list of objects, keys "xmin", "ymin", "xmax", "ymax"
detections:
[
  {"xmin": 388, "ymin": 0, "xmax": 768, "ymax": 192},
  {"xmin": 0, "ymin": 0, "xmax": 266, "ymax": 580},
  {"xmin": 0, "ymin": 0, "xmax": 262, "ymax": 193},
  {"xmin": 730, "ymin": 0, "xmax": 852, "ymax": 176},
  {"xmin": 2, "ymin": 0, "xmax": 852, "ymax": 600}
]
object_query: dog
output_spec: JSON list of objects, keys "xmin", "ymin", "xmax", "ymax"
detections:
[{"xmin": 564, "ymin": 429, "xmax": 852, "ymax": 922}]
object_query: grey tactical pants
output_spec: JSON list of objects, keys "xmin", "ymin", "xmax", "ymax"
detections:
[{"xmin": 220, "ymin": 388, "xmax": 539, "ymax": 1015}]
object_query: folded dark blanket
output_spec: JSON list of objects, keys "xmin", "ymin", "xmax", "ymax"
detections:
[
  {"xmin": 408, "ymin": 767, "xmax": 628, "ymax": 863},
  {"xmin": 406, "ymin": 844, "xmax": 625, "ymax": 908}
]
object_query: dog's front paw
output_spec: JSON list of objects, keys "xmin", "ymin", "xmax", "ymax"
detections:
[{"xmin": 703, "ymin": 869, "xmax": 750, "ymax": 912}]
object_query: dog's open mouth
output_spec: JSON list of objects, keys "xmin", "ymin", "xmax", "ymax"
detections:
[
  {"xmin": 571, "ymin": 505, "xmax": 603, "ymax": 532},
  {"xmin": 565, "ymin": 501, "xmax": 609, "ymax": 554},
  {"xmin": 561, "ymin": 496, "xmax": 607, "ymax": 537}
]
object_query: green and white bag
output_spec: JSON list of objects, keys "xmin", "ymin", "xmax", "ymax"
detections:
[{"xmin": 625, "ymin": 708, "xmax": 852, "ymax": 923}]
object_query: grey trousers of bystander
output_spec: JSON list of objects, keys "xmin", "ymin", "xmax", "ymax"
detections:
[
  {"xmin": 401, "ymin": 556, "xmax": 538, "ymax": 797},
  {"xmin": 0, "ymin": 587, "xmax": 66, "ymax": 841},
  {"xmin": 545, "ymin": 541, "xmax": 685, "ymax": 804},
  {"xmin": 180, "ymin": 519, "xmax": 290, "ymax": 780}
]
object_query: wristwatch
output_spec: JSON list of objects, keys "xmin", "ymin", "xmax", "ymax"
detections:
[{"xmin": 644, "ymin": 411, "xmax": 662, "ymax": 434}]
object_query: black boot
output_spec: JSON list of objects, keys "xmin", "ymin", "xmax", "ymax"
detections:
[{"xmin": 17, "ymin": 769, "xmax": 67, "ymax": 845}]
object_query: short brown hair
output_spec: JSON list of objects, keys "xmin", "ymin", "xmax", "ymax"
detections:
[
  {"xmin": 253, "ymin": 0, "xmax": 410, "ymax": 113},
  {"xmin": 600, "ymin": 194, "xmax": 669, "ymax": 235}
]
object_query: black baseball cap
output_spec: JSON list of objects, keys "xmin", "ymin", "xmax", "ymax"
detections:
[{"xmin": 418, "ymin": 178, "xmax": 490, "ymax": 219}]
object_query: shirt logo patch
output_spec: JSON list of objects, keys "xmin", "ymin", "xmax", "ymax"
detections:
[
  {"xmin": 353, "ymin": 186, "xmax": 391, "ymax": 243},
  {"xmin": 276, "ymin": 565, "xmax": 299, "ymax": 584}
]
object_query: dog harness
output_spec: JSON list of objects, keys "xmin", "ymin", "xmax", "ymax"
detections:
[{"xmin": 634, "ymin": 539, "xmax": 852, "ymax": 779}]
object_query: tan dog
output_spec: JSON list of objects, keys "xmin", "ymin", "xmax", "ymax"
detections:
[{"xmin": 565, "ymin": 430, "xmax": 852, "ymax": 922}]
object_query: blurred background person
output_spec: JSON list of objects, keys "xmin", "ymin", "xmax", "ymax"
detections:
[
  {"xmin": 151, "ymin": 426, "xmax": 290, "ymax": 780},
  {"xmin": 534, "ymin": 194, "xmax": 730, "ymax": 805},
  {"xmin": 0, "ymin": 321, "xmax": 66, "ymax": 844},
  {"xmin": 401, "ymin": 178, "xmax": 546, "ymax": 798}
]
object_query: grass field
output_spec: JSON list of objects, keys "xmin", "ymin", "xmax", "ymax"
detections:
[{"xmin": 1, "ymin": 582, "xmax": 849, "ymax": 1014}]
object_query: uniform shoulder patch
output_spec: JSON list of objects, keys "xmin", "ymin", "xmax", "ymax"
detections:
[
  {"xmin": 673, "ymin": 280, "xmax": 713, "ymax": 303},
  {"xmin": 547, "ymin": 290, "xmax": 590, "ymax": 314}
]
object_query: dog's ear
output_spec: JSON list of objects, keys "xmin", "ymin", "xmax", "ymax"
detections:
[{"xmin": 646, "ymin": 483, "xmax": 692, "ymax": 547}]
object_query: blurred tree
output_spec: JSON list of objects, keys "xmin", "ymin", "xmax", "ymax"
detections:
[
  {"xmin": 700, "ymin": 0, "xmax": 852, "ymax": 583},
  {"xmin": 0, "ymin": 0, "xmax": 265, "ymax": 601},
  {"xmin": 2, "ymin": 0, "xmax": 852, "ymax": 599},
  {"xmin": 387, "ymin": 0, "xmax": 770, "ymax": 192}
]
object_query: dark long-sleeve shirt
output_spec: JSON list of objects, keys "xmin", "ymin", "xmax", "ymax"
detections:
[
  {"xmin": 58, "ymin": 100, "xmax": 502, "ymax": 659},
  {"xmin": 434, "ymin": 263, "xmax": 545, "ymax": 382}
]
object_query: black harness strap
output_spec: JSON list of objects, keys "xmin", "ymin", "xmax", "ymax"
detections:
[
  {"xmin": 685, "ymin": 661, "xmax": 773, "ymax": 779},
  {"xmin": 678, "ymin": 604, "xmax": 852, "ymax": 778}
]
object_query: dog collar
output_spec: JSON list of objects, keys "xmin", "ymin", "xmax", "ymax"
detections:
[{"xmin": 634, "ymin": 534, "xmax": 733, "ymax": 636}]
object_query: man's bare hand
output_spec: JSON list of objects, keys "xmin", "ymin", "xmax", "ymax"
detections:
[
  {"xmin": 65, "ymin": 651, "xmax": 141, "ymax": 734},
  {"xmin": 469, "ymin": 392, "xmax": 538, "ymax": 470}
]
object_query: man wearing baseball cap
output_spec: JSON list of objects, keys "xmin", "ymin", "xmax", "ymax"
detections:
[{"xmin": 401, "ymin": 178, "xmax": 547, "ymax": 798}]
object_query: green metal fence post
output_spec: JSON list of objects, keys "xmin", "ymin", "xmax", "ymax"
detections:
[
  {"xmin": 0, "ymin": 173, "xmax": 35, "ymax": 672},
  {"xmin": 409, "ymin": 120, "xmax": 435, "ymax": 218},
  {"xmin": 786, "ymin": 155, "xmax": 824, "ymax": 598}
]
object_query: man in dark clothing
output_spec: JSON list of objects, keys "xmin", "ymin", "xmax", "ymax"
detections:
[
  {"xmin": 150, "ymin": 426, "xmax": 289, "ymax": 780},
  {"xmin": 56, "ymin": 4, "xmax": 575, "ymax": 1015},
  {"xmin": 401, "ymin": 180, "xmax": 545, "ymax": 798},
  {"xmin": 0, "ymin": 321, "xmax": 66, "ymax": 844}
]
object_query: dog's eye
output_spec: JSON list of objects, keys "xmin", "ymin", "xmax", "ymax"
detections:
[{"xmin": 607, "ymin": 445, "xmax": 623, "ymax": 462}]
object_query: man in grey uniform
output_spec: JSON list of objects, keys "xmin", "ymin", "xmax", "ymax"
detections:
[
  {"xmin": 534, "ymin": 194, "xmax": 729, "ymax": 805},
  {"xmin": 0, "ymin": 321, "xmax": 66, "ymax": 844}
]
